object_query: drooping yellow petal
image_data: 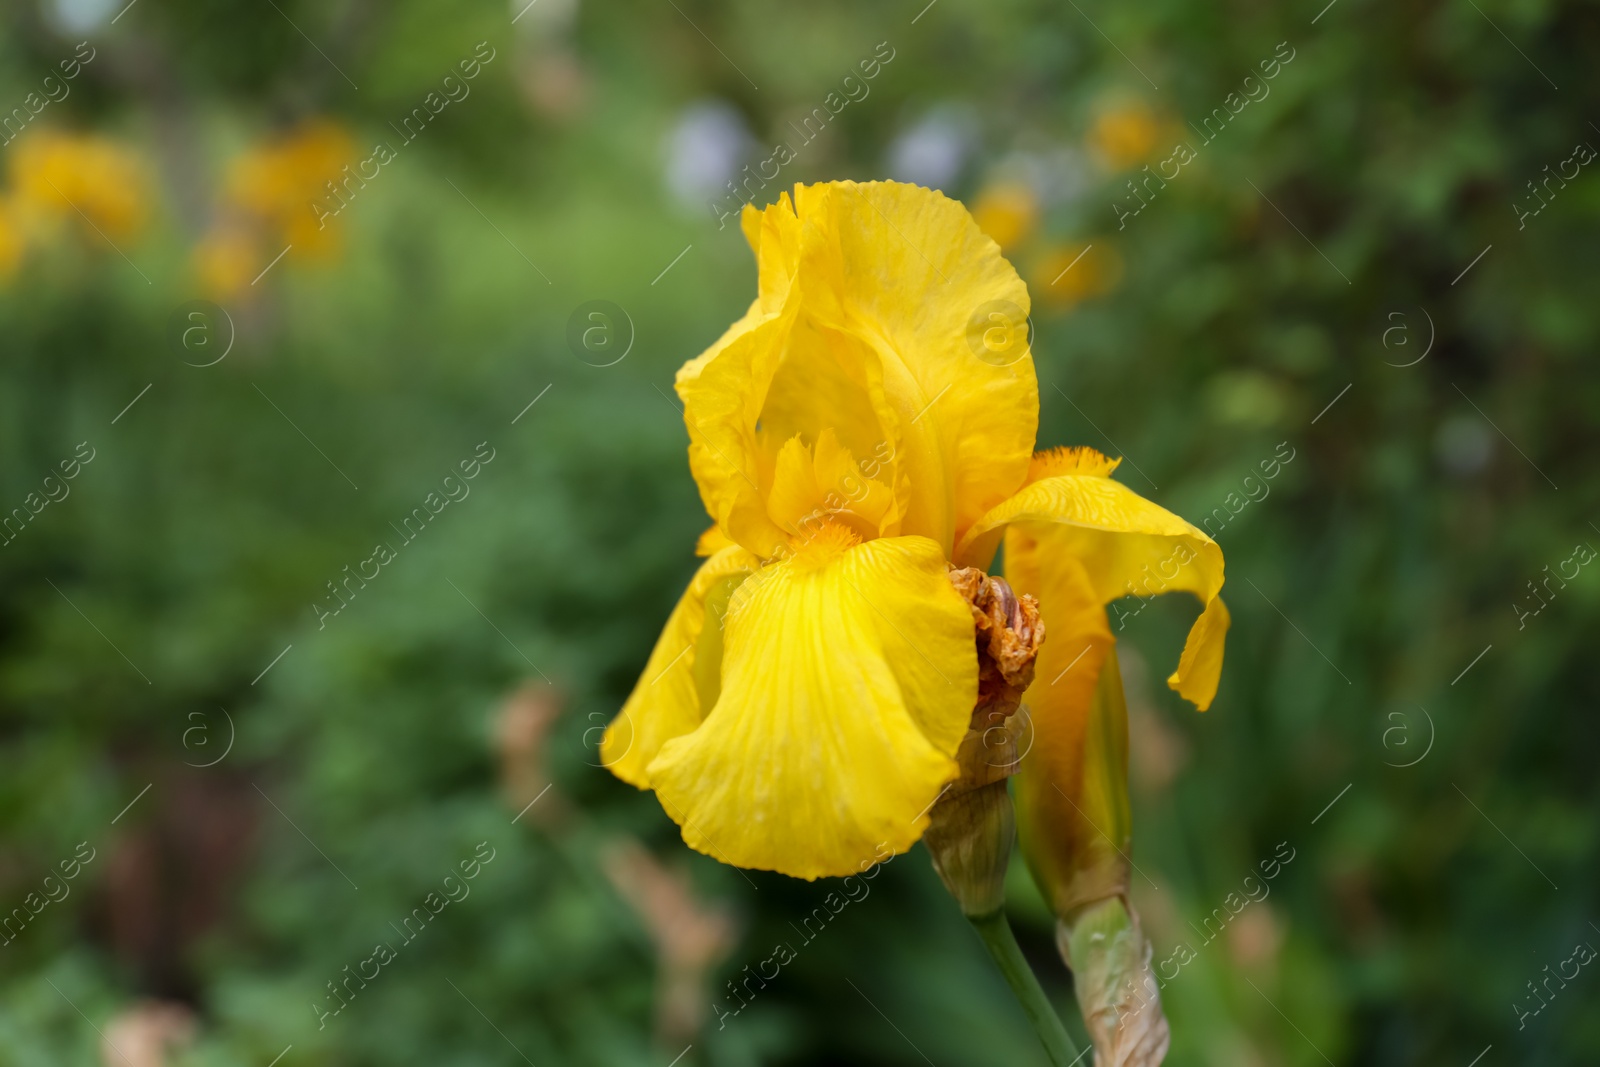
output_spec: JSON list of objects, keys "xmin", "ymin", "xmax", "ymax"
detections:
[
  {"xmin": 601, "ymin": 544, "xmax": 760, "ymax": 787},
  {"xmin": 959, "ymin": 458, "xmax": 1229, "ymax": 710},
  {"xmin": 1009, "ymin": 524, "xmax": 1170, "ymax": 1062},
  {"xmin": 1005, "ymin": 527, "xmax": 1127, "ymax": 915},
  {"xmin": 956, "ymin": 466, "xmax": 1222, "ymax": 602},
  {"xmin": 1168, "ymin": 594, "xmax": 1229, "ymax": 708},
  {"xmin": 645, "ymin": 531, "xmax": 978, "ymax": 879}
]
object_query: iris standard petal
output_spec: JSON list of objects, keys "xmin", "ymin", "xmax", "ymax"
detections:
[
  {"xmin": 645, "ymin": 529, "xmax": 978, "ymax": 880},
  {"xmin": 675, "ymin": 306, "xmax": 796, "ymax": 558},
  {"xmin": 754, "ymin": 314, "xmax": 907, "ymax": 524},
  {"xmin": 677, "ymin": 201, "xmax": 906, "ymax": 559},
  {"xmin": 787, "ymin": 181, "xmax": 1039, "ymax": 552},
  {"xmin": 957, "ymin": 460, "xmax": 1228, "ymax": 710},
  {"xmin": 687, "ymin": 182, "xmax": 1037, "ymax": 559},
  {"xmin": 601, "ymin": 543, "xmax": 761, "ymax": 787}
]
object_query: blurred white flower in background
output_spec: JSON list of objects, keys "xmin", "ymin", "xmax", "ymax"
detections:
[
  {"xmin": 990, "ymin": 146, "xmax": 1092, "ymax": 209},
  {"xmin": 886, "ymin": 107, "xmax": 976, "ymax": 191},
  {"xmin": 664, "ymin": 99, "xmax": 753, "ymax": 210},
  {"xmin": 48, "ymin": 0, "xmax": 115, "ymax": 33}
]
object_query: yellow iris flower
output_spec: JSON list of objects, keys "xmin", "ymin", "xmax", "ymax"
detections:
[
  {"xmin": 1087, "ymin": 100, "xmax": 1163, "ymax": 172},
  {"xmin": 602, "ymin": 180, "xmax": 1227, "ymax": 881}
]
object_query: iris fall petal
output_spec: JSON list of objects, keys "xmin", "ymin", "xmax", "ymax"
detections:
[
  {"xmin": 646, "ymin": 532, "xmax": 977, "ymax": 879},
  {"xmin": 601, "ymin": 543, "xmax": 760, "ymax": 787},
  {"xmin": 957, "ymin": 458, "xmax": 1228, "ymax": 710}
]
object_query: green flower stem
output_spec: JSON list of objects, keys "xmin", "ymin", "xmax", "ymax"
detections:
[{"xmin": 969, "ymin": 909, "xmax": 1081, "ymax": 1066}]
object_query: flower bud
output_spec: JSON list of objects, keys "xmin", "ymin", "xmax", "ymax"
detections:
[{"xmin": 924, "ymin": 725, "xmax": 1019, "ymax": 917}]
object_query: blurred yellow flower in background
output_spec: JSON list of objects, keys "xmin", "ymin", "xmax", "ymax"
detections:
[
  {"xmin": 8, "ymin": 130, "xmax": 148, "ymax": 241},
  {"xmin": 0, "ymin": 130, "xmax": 150, "ymax": 284},
  {"xmin": 195, "ymin": 120, "xmax": 353, "ymax": 299},
  {"xmin": 970, "ymin": 174, "xmax": 1123, "ymax": 315},
  {"xmin": 971, "ymin": 180, "xmax": 1040, "ymax": 252},
  {"xmin": 0, "ymin": 197, "xmax": 23, "ymax": 281},
  {"xmin": 1031, "ymin": 240, "xmax": 1122, "ymax": 309},
  {"xmin": 1087, "ymin": 99, "xmax": 1161, "ymax": 171},
  {"xmin": 193, "ymin": 227, "xmax": 258, "ymax": 301},
  {"xmin": 224, "ymin": 120, "xmax": 351, "ymax": 259}
]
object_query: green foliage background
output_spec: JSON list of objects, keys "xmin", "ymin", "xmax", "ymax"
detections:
[{"xmin": 0, "ymin": 0, "xmax": 1595, "ymax": 1064}]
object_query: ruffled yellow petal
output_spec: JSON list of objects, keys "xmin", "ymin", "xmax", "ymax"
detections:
[
  {"xmin": 740, "ymin": 200, "xmax": 764, "ymax": 262},
  {"xmin": 675, "ymin": 304, "xmax": 796, "ymax": 558},
  {"xmin": 681, "ymin": 183, "xmax": 1037, "ymax": 561},
  {"xmin": 646, "ymin": 532, "xmax": 978, "ymax": 879},
  {"xmin": 601, "ymin": 544, "xmax": 760, "ymax": 787},
  {"xmin": 959, "ymin": 464, "xmax": 1228, "ymax": 710},
  {"xmin": 785, "ymin": 181, "xmax": 1039, "ymax": 552},
  {"xmin": 679, "ymin": 199, "xmax": 909, "ymax": 559},
  {"xmin": 742, "ymin": 193, "xmax": 802, "ymax": 315},
  {"xmin": 673, "ymin": 199, "xmax": 803, "ymax": 543}
]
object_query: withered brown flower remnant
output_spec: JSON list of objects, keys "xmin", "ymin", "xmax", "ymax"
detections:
[
  {"xmin": 600, "ymin": 839, "xmax": 738, "ymax": 1048},
  {"xmin": 494, "ymin": 680, "xmax": 571, "ymax": 829},
  {"xmin": 494, "ymin": 680, "xmax": 736, "ymax": 1047},
  {"xmin": 948, "ymin": 565, "xmax": 1045, "ymax": 723}
]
